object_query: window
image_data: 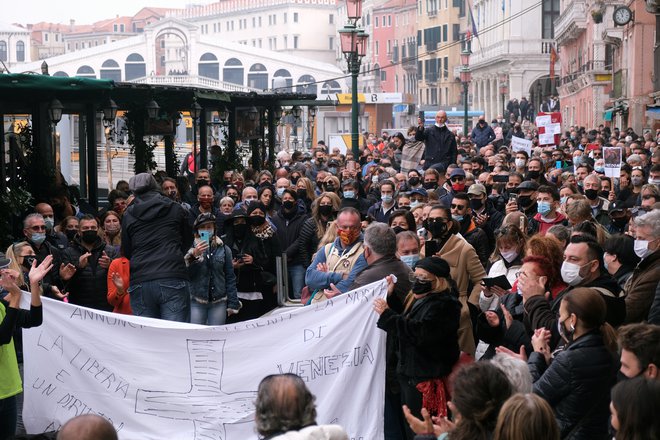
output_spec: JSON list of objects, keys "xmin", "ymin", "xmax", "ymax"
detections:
[
  {"xmin": 442, "ymin": 24, "xmax": 448, "ymax": 41},
  {"xmin": 0, "ymin": 41, "xmax": 6, "ymax": 61},
  {"xmin": 294, "ymin": 12, "xmax": 298, "ymax": 22},
  {"xmin": 259, "ymin": 17, "xmax": 262, "ymax": 26},
  {"xmin": 328, "ymin": 36, "xmax": 334, "ymax": 50},
  {"xmin": 329, "ymin": 14, "xmax": 334, "ymax": 24},
  {"xmin": 293, "ymin": 36, "xmax": 298, "ymax": 49},
  {"xmin": 284, "ymin": 35, "xmax": 288, "ymax": 48},
  {"xmin": 284, "ymin": 13, "xmax": 287, "ymax": 23},
  {"xmin": 55, "ymin": 34, "xmax": 59, "ymax": 42},
  {"xmin": 120, "ymin": 24, "xmax": 125, "ymax": 32},
  {"xmin": 253, "ymin": 17, "xmax": 256, "ymax": 27},
  {"xmin": 388, "ymin": 15, "xmax": 392, "ymax": 26},
  {"xmin": 453, "ymin": 24, "xmax": 460, "ymax": 41},
  {"xmin": 16, "ymin": 41, "xmax": 25, "ymax": 62},
  {"xmin": 113, "ymin": 24, "xmax": 118, "ymax": 32},
  {"xmin": 443, "ymin": 57, "xmax": 448, "ymax": 79},
  {"xmin": 387, "ymin": 40, "xmax": 391, "ymax": 55},
  {"xmin": 273, "ymin": 15, "xmax": 277, "ymax": 25},
  {"xmin": 542, "ymin": 0, "xmax": 560, "ymax": 39},
  {"xmin": 44, "ymin": 33, "xmax": 49, "ymax": 42},
  {"xmin": 375, "ymin": 41, "xmax": 379, "ymax": 55},
  {"xmin": 375, "ymin": 16, "xmax": 379, "ymax": 28}
]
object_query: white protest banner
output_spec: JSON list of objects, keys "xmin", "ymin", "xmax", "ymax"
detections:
[
  {"xmin": 510, "ymin": 136, "xmax": 532, "ymax": 156},
  {"xmin": 22, "ymin": 279, "xmax": 388, "ymax": 440},
  {"xmin": 603, "ymin": 147, "xmax": 622, "ymax": 178},
  {"xmin": 535, "ymin": 115, "xmax": 551, "ymax": 127},
  {"xmin": 538, "ymin": 132, "xmax": 556, "ymax": 145},
  {"xmin": 545, "ymin": 123, "xmax": 561, "ymax": 135}
]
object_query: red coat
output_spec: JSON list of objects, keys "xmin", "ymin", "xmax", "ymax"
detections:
[{"xmin": 106, "ymin": 257, "xmax": 132, "ymax": 315}]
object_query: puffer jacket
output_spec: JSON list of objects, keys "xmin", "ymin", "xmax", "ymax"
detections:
[
  {"xmin": 186, "ymin": 237, "xmax": 240, "ymax": 310},
  {"xmin": 529, "ymin": 332, "xmax": 617, "ymax": 440}
]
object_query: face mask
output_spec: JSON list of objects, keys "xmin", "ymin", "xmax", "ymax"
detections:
[
  {"xmin": 105, "ymin": 224, "xmax": 120, "ymax": 235},
  {"xmin": 81, "ymin": 230, "xmax": 98, "ymax": 244},
  {"xmin": 517, "ymin": 195, "xmax": 532, "ymax": 208},
  {"xmin": 233, "ymin": 223, "xmax": 248, "ymax": 238},
  {"xmin": 426, "ymin": 219, "xmax": 447, "ymax": 238},
  {"xmin": 423, "ymin": 181, "xmax": 437, "ymax": 190},
  {"xmin": 65, "ymin": 229, "xmax": 77, "ymax": 241},
  {"xmin": 600, "ymin": 190, "xmax": 610, "ymax": 199},
  {"xmin": 244, "ymin": 198, "xmax": 257, "ymax": 206},
  {"xmin": 249, "ymin": 216, "xmax": 266, "ymax": 227},
  {"xmin": 631, "ymin": 177, "xmax": 643, "ymax": 187},
  {"xmin": 325, "ymin": 185, "xmax": 336, "ymax": 193},
  {"xmin": 634, "ymin": 239, "xmax": 652, "ymax": 259},
  {"xmin": 197, "ymin": 179, "xmax": 210, "ymax": 188},
  {"xmin": 410, "ymin": 200, "xmax": 422, "ymax": 209},
  {"xmin": 561, "ymin": 261, "xmax": 586, "ymax": 286},
  {"xmin": 560, "ymin": 196, "xmax": 568, "ymax": 205},
  {"xmin": 537, "ymin": 201, "xmax": 552, "ymax": 216},
  {"xmin": 557, "ymin": 317, "xmax": 575, "ymax": 343},
  {"xmin": 274, "ymin": 187, "xmax": 285, "ymax": 198},
  {"xmin": 412, "ymin": 278, "xmax": 434, "ymax": 295},
  {"xmin": 408, "ymin": 177, "xmax": 420, "ymax": 186},
  {"xmin": 584, "ymin": 189, "xmax": 599, "ymax": 200},
  {"xmin": 451, "ymin": 182, "xmax": 465, "ymax": 192},
  {"xmin": 595, "ymin": 166, "xmax": 604, "ymax": 173},
  {"xmin": 392, "ymin": 226, "xmax": 405, "ymax": 235},
  {"xmin": 527, "ymin": 170, "xmax": 541, "ymax": 180},
  {"xmin": 21, "ymin": 255, "xmax": 36, "ymax": 270},
  {"xmin": 316, "ymin": 181, "xmax": 324, "ymax": 189},
  {"xmin": 296, "ymin": 189, "xmax": 307, "ymax": 199},
  {"xmin": 469, "ymin": 198, "xmax": 484, "ymax": 210},
  {"xmin": 31, "ymin": 232, "xmax": 46, "ymax": 246},
  {"xmin": 199, "ymin": 200, "xmax": 213, "ymax": 209},
  {"xmin": 452, "ymin": 215, "xmax": 464, "ymax": 223},
  {"xmin": 343, "ymin": 190, "xmax": 355, "ymax": 199},
  {"xmin": 291, "ymin": 176, "xmax": 299, "ymax": 185},
  {"xmin": 573, "ymin": 156, "xmax": 582, "ymax": 167},
  {"xmin": 649, "ymin": 178, "xmax": 660, "ymax": 185},
  {"xmin": 500, "ymin": 250, "xmax": 518, "ymax": 263},
  {"xmin": 44, "ymin": 217, "xmax": 55, "ymax": 231},
  {"xmin": 282, "ymin": 200, "xmax": 296, "ymax": 211},
  {"xmin": 338, "ymin": 228, "xmax": 360, "ymax": 246},
  {"xmin": 328, "ymin": 167, "xmax": 337, "ymax": 175},
  {"xmin": 381, "ymin": 194, "xmax": 393, "ymax": 204},
  {"xmin": 318, "ymin": 205, "xmax": 333, "ymax": 217},
  {"xmin": 515, "ymin": 159, "xmax": 526, "ymax": 168},
  {"xmin": 400, "ymin": 254, "xmax": 420, "ymax": 269}
]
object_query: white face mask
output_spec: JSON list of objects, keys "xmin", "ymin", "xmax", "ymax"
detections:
[
  {"xmin": 634, "ymin": 239, "xmax": 652, "ymax": 259},
  {"xmin": 500, "ymin": 250, "xmax": 519, "ymax": 263},
  {"xmin": 515, "ymin": 158, "xmax": 526, "ymax": 168},
  {"xmin": 561, "ymin": 261, "xmax": 586, "ymax": 286}
]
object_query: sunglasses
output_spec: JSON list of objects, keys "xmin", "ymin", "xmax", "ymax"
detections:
[
  {"xmin": 450, "ymin": 177, "xmax": 465, "ymax": 182},
  {"xmin": 450, "ymin": 204, "xmax": 467, "ymax": 210}
]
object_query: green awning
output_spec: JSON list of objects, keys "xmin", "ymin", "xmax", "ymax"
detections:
[{"xmin": 0, "ymin": 73, "xmax": 113, "ymax": 92}]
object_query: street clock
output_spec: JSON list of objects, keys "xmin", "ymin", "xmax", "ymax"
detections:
[{"xmin": 613, "ymin": 5, "xmax": 633, "ymax": 26}]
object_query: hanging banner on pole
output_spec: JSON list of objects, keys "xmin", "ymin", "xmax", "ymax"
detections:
[{"xmin": 21, "ymin": 279, "xmax": 389, "ymax": 440}]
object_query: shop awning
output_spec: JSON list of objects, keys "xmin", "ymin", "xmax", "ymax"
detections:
[{"xmin": 603, "ymin": 108, "xmax": 614, "ymax": 121}]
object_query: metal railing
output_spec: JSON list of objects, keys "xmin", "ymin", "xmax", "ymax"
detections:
[{"xmin": 132, "ymin": 75, "xmax": 261, "ymax": 92}]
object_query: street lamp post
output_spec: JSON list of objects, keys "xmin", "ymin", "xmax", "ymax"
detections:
[
  {"xmin": 339, "ymin": 0, "xmax": 368, "ymax": 160},
  {"xmin": 460, "ymin": 40, "xmax": 472, "ymax": 137}
]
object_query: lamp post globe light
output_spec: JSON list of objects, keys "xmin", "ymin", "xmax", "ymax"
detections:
[
  {"xmin": 339, "ymin": 0, "xmax": 368, "ymax": 160},
  {"xmin": 460, "ymin": 40, "xmax": 472, "ymax": 137}
]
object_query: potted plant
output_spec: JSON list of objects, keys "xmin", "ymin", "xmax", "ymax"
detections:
[{"xmin": 591, "ymin": 2, "xmax": 604, "ymax": 23}]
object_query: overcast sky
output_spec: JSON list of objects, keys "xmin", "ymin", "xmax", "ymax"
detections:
[{"xmin": 4, "ymin": 1, "xmax": 214, "ymax": 25}]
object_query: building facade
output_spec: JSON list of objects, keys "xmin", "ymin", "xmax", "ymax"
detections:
[
  {"xmin": 469, "ymin": 0, "xmax": 558, "ymax": 121},
  {"xmin": 0, "ymin": 22, "xmax": 31, "ymax": 70}
]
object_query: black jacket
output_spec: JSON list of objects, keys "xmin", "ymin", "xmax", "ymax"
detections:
[
  {"xmin": 222, "ymin": 225, "xmax": 281, "ymax": 293},
  {"xmin": 378, "ymin": 292, "xmax": 461, "ymax": 380},
  {"xmin": 61, "ymin": 237, "xmax": 118, "ymax": 311},
  {"xmin": 415, "ymin": 124, "xmax": 457, "ymax": 170},
  {"xmin": 529, "ymin": 332, "xmax": 617, "ymax": 440},
  {"xmin": 524, "ymin": 273, "xmax": 625, "ymax": 350},
  {"xmin": 121, "ymin": 191, "xmax": 193, "ymax": 284},
  {"xmin": 271, "ymin": 206, "xmax": 308, "ymax": 266},
  {"xmin": 298, "ymin": 217, "xmax": 321, "ymax": 268}
]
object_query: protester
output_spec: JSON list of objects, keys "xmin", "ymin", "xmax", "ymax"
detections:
[
  {"xmin": 492, "ymin": 393, "xmax": 560, "ymax": 440},
  {"xmin": 56, "ymin": 414, "xmax": 118, "ymax": 440},
  {"xmin": 617, "ymin": 323, "xmax": 660, "ymax": 380},
  {"xmin": 609, "ymin": 377, "xmax": 660, "ymax": 440},
  {"xmin": 298, "ymin": 192, "xmax": 341, "ymax": 270},
  {"xmin": 106, "ymin": 255, "xmax": 131, "ymax": 315}
]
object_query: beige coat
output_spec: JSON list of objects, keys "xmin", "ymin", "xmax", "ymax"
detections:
[{"xmin": 436, "ymin": 234, "xmax": 487, "ymax": 355}]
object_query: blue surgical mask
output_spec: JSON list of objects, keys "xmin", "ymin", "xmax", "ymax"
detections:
[
  {"xmin": 452, "ymin": 215, "xmax": 464, "ymax": 223},
  {"xmin": 276, "ymin": 188, "xmax": 286, "ymax": 198},
  {"xmin": 343, "ymin": 190, "xmax": 355, "ymax": 199},
  {"xmin": 31, "ymin": 232, "xmax": 46, "ymax": 246},
  {"xmin": 410, "ymin": 200, "xmax": 422, "ymax": 209},
  {"xmin": 381, "ymin": 194, "xmax": 393, "ymax": 204},
  {"xmin": 560, "ymin": 196, "xmax": 568, "ymax": 205},
  {"xmin": 328, "ymin": 167, "xmax": 337, "ymax": 175},
  {"xmin": 537, "ymin": 201, "xmax": 552, "ymax": 216},
  {"xmin": 43, "ymin": 217, "xmax": 55, "ymax": 231},
  {"xmin": 400, "ymin": 254, "xmax": 420, "ymax": 269},
  {"xmin": 595, "ymin": 166, "xmax": 604, "ymax": 173}
]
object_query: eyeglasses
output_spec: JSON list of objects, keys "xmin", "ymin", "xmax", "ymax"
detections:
[
  {"xmin": 29, "ymin": 225, "xmax": 46, "ymax": 232},
  {"xmin": 408, "ymin": 273, "xmax": 432, "ymax": 283},
  {"xmin": 450, "ymin": 204, "xmax": 467, "ymax": 210}
]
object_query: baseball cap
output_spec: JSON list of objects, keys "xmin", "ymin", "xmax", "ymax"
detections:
[
  {"xmin": 408, "ymin": 188, "xmax": 428, "ymax": 198},
  {"xmin": 517, "ymin": 180, "xmax": 540, "ymax": 191},
  {"xmin": 467, "ymin": 183, "xmax": 487, "ymax": 196},
  {"xmin": 449, "ymin": 168, "xmax": 466, "ymax": 179}
]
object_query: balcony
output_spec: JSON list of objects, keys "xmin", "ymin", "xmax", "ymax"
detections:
[
  {"xmin": 402, "ymin": 57, "xmax": 417, "ymax": 72},
  {"xmin": 554, "ymin": 0, "xmax": 587, "ymax": 46},
  {"xmin": 557, "ymin": 60, "xmax": 612, "ymax": 95}
]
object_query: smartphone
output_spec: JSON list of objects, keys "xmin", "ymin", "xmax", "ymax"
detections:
[
  {"xmin": 199, "ymin": 230, "xmax": 212, "ymax": 245},
  {"xmin": 425, "ymin": 239, "xmax": 440, "ymax": 257},
  {"xmin": 233, "ymin": 253, "xmax": 245, "ymax": 261},
  {"xmin": 508, "ymin": 193, "xmax": 518, "ymax": 203},
  {"xmin": 556, "ymin": 160, "xmax": 562, "ymax": 169},
  {"xmin": 346, "ymin": 160, "xmax": 357, "ymax": 172},
  {"xmin": 418, "ymin": 110, "xmax": 425, "ymax": 124}
]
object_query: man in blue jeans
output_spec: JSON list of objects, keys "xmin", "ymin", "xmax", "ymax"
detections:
[{"xmin": 121, "ymin": 173, "xmax": 193, "ymax": 322}]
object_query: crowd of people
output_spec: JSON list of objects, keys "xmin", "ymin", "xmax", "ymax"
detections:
[{"xmin": 1, "ymin": 109, "xmax": 660, "ymax": 439}]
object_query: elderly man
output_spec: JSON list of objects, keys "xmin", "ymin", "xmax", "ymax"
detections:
[
  {"xmin": 255, "ymin": 374, "xmax": 347, "ymax": 440},
  {"xmin": 57, "ymin": 415, "xmax": 118, "ymax": 440},
  {"xmin": 624, "ymin": 209, "xmax": 660, "ymax": 323},
  {"xmin": 23, "ymin": 213, "xmax": 65, "ymax": 300},
  {"xmin": 305, "ymin": 207, "xmax": 367, "ymax": 294},
  {"xmin": 415, "ymin": 110, "xmax": 457, "ymax": 170},
  {"xmin": 121, "ymin": 173, "xmax": 193, "ymax": 322},
  {"xmin": 34, "ymin": 202, "xmax": 68, "ymax": 250},
  {"xmin": 234, "ymin": 186, "xmax": 259, "ymax": 212}
]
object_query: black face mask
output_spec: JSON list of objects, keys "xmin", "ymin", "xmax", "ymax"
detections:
[
  {"xmin": 585, "ymin": 189, "xmax": 599, "ymax": 200},
  {"xmin": 425, "ymin": 219, "xmax": 447, "ymax": 238},
  {"xmin": 469, "ymin": 198, "xmax": 484, "ymax": 210},
  {"xmin": 392, "ymin": 226, "xmax": 406, "ymax": 235},
  {"xmin": 318, "ymin": 205, "xmax": 333, "ymax": 217},
  {"xmin": 282, "ymin": 200, "xmax": 296, "ymax": 211},
  {"xmin": 517, "ymin": 195, "xmax": 532, "ymax": 208},
  {"xmin": 22, "ymin": 256, "xmax": 36, "ymax": 270},
  {"xmin": 197, "ymin": 179, "xmax": 210, "ymax": 188},
  {"xmin": 291, "ymin": 176, "xmax": 299, "ymax": 185},
  {"xmin": 423, "ymin": 181, "xmax": 437, "ymax": 190},
  {"xmin": 233, "ymin": 223, "xmax": 248, "ymax": 238},
  {"xmin": 527, "ymin": 170, "xmax": 541, "ymax": 180},
  {"xmin": 408, "ymin": 177, "xmax": 420, "ymax": 187},
  {"xmin": 296, "ymin": 189, "xmax": 307, "ymax": 199},
  {"xmin": 81, "ymin": 230, "xmax": 98, "ymax": 244},
  {"xmin": 325, "ymin": 185, "xmax": 336, "ymax": 193},
  {"xmin": 600, "ymin": 190, "xmax": 610, "ymax": 200},
  {"xmin": 611, "ymin": 217, "xmax": 628, "ymax": 229},
  {"xmin": 316, "ymin": 181, "xmax": 324, "ymax": 189},
  {"xmin": 249, "ymin": 216, "xmax": 266, "ymax": 227},
  {"xmin": 411, "ymin": 278, "xmax": 433, "ymax": 295},
  {"xmin": 65, "ymin": 230, "xmax": 77, "ymax": 241}
]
